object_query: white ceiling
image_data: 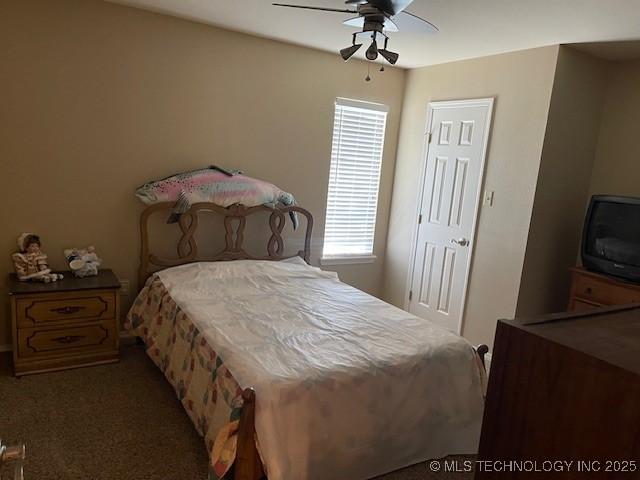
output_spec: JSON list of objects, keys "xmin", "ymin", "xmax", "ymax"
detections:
[{"xmin": 107, "ymin": 0, "xmax": 640, "ymax": 68}]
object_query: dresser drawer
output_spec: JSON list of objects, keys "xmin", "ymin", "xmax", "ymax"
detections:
[
  {"xmin": 17, "ymin": 320, "xmax": 117, "ymax": 359},
  {"xmin": 573, "ymin": 274, "xmax": 640, "ymax": 305},
  {"xmin": 15, "ymin": 290, "xmax": 116, "ymax": 327},
  {"xmin": 569, "ymin": 298, "xmax": 604, "ymax": 312}
]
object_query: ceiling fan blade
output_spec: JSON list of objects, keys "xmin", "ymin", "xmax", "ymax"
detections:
[
  {"xmin": 393, "ymin": 10, "xmax": 439, "ymax": 33},
  {"xmin": 345, "ymin": 0, "xmax": 367, "ymax": 4},
  {"xmin": 367, "ymin": 0, "xmax": 414, "ymax": 15},
  {"xmin": 343, "ymin": 15, "xmax": 399, "ymax": 32},
  {"xmin": 343, "ymin": 16, "xmax": 365, "ymax": 28},
  {"xmin": 384, "ymin": 16, "xmax": 399, "ymax": 32},
  {"xmin": 272, "ymin": 3, "xmax": 357, "ymax": 13}
]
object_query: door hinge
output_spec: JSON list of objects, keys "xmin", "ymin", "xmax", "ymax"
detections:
[
  {"xmin": 418, "ymin": 214, "xmax": 423, "ymax": 224},
  {"xmin": 409, "ymin": 290, "xmax": 413, "ymax": 301},
  {"xmin": 427, "ymin": 132, "xmax": 433, "ymax": 143}
]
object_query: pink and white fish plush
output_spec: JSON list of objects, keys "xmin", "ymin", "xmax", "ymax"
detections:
[{"xmin": 135, "ymin": 166, "xmax": 299, "ymax": 228}]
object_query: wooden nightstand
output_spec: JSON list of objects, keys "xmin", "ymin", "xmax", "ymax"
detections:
[{"xmin": 8, "ymin": 269, "xmax": 121, "ymax": 376}]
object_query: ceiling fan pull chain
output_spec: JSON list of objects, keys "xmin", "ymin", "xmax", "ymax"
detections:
[{"xmin": 365, "ymin": 62, "xmax": 371, "ymax": 82}]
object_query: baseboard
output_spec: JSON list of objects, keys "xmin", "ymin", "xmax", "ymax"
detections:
[
  {"xmin": 119, "ymin": 332, "xmax": 138, "ymax": 346},
  {"xmin": 0, "ymin": 344, "xmax": 12, "ymax": 353}
]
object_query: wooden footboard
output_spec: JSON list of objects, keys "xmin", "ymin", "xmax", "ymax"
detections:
[
  {"xmin": 232, "ymin": 345, "xmax": 490, "ymax": 480},
  {"xmin": 476, "ymin": 344, "xmax": 489, "ymax": 369},
  {"xmin": 235, "ymin": 388, "xmax": 265, "ymax": 480}
]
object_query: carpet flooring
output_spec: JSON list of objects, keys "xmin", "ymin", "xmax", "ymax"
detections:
[{"xmin": 0, "ymin": 345, "xmax": 474, "ymax": 480}]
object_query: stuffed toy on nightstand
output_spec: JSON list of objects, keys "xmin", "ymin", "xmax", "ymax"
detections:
[{"xmin": 64, "ymin": 246, "xmax": 102, "ymax": 277}]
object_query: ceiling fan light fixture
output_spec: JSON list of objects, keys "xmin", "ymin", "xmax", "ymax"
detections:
[
  {"xmin": 379, "ymin": 49, "xmax": 399, "ymax": 65},
  {"xmin": 365, "ymin": 39, "xmax": 378, "ymax": 61},
  {"xmin": 274, "ymin": 0, "xmax": 439, "ymax": 71},
  {"xmin": 340, "ymin": 43, "xmax": 362, "ymax": 61}
]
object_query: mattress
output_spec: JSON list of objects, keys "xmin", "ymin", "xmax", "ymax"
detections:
[{"xmin": 127, "ymin": 258, "xmax": 485, "ymax": 480}]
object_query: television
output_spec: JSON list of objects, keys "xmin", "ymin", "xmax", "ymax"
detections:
[{"xmin": 582, "ymin": 195, "xmax": 640, "ymax": 282}]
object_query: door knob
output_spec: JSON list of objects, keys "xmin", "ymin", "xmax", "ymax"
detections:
[{"xmin": 450, "ymin": 238, "xmax": 469, "ymax": 247}]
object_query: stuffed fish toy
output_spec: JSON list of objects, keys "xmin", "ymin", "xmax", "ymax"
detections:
[{"xmin": 135, "ymin": 166, "xmax": 299, "ymax": 229}]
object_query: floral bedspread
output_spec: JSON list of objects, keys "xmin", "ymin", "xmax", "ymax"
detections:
[
  {"xmin": 126, "ymin": 275, "xmax": 243, "ymax": 480},
  {"xmin": 128, "ymin": 261, "xmax": 486, "ymax": 480}
]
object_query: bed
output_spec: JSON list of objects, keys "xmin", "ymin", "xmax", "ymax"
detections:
[{"xmin": 126, "ymin": 202, "xmax": 487, "ymax": 480}]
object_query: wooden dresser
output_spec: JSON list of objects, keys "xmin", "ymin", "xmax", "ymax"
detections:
[
  {"xmin": 8, "ymin": 269, "xmax": 121, "ymax": 376},
  {"xmin": 477, "ymin": 305, "xmax": 640, "ymax": 479},
  {"xmin": 568, "ymin": 266, "xmax": 640, "ymax": 311}
]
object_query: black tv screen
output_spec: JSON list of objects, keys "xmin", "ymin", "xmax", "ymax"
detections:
[{"xmin": 582, "ymin": 195, "xmax": 640, "ymax": 282}]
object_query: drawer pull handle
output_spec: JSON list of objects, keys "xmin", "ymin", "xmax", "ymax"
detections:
[
  {"xmin": 585, "ymin": 287, "xmax": 593, "ymax": 294},
  {"xmin": 51, "ymin": 335, "xmax": 85, "ymax": 344},
  {"xmin": 51, "ymin": 306, "xmax": 85, "ymax": 315}
]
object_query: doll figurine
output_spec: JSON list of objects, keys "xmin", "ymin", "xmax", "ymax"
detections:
[{"xmin": 12, "ymin": 233, "xmax": 63, "ymax": 283}]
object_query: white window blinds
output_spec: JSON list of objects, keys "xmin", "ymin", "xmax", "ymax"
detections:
[{"xmin": 323, "ymin": 98, "xmax": 389, "ymax": 258}]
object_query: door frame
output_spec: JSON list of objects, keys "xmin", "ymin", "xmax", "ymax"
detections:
[{"xmin": 403, "ymin": 97, "xmax": 495, "ymax": 334}]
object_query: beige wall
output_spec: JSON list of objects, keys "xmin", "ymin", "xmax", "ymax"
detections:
[
  {"xmin": 516, "ymin": 47, "xmax": 608, "ymax": 317},
  {"xmin": 382, "ymin": 47, "xmax": 559, "ymax": 347},
  {"xmin": 589, "ymin": 59, "xmax": 640, "ymax": 198},
  {"xmin": 0, "ymin": 0, "xmax": 406, "ymax": 346},
  {"xmin": 518, "ymin": 54, "xmax": 640, "ymax": 318}
]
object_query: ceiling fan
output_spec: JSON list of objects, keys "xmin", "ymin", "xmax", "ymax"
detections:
[{"xmin": 273, "ymin": 0, "xmax": 438, "ymax": 65}]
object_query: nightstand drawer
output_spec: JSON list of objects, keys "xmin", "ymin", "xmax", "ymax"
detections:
[
  {"xmin": 573, "ymin": 274, "xmax": 640, "ymax": 305},
  {"xmin": 15, "ymin": 290, "xmax": 116, "ymax": 327},
  {"xmin": 17, "ymin": 321, "xmax": 117, "ymax": 359}
]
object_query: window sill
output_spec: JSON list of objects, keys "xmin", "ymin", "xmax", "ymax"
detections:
[{"xmin": 320, "ymin": 255, "xmax": 377, "ymax": 266}]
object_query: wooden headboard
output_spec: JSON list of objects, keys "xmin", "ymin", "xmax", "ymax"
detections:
[{"xmin": 138, "ymin": 202, "xmax": 313, "ymax": 285}]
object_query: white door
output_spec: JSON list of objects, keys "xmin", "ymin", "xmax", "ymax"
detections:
[{"xmin": 408, "ymin": 99, "xmax": 493, "ymax": 333}]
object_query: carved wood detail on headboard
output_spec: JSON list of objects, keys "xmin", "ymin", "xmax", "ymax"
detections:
[{"xmin": 138, "ymin": 202, "xmax": 313, "ymax": 286}]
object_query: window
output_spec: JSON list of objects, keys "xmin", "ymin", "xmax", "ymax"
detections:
[{"xmin": 322, "ymin": 98, "xmax": 389, "ymax": 262}]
